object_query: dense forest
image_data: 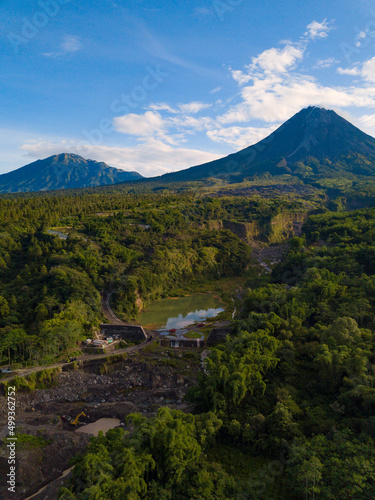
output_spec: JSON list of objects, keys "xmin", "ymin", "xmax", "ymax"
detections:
[
  {"xmin": 58, "ymin": 206, "xmax": 375, "ymax": 499},
  {"xmin": 2, "ymin": 182, "xmax": 375, "ymax": 498},
  {"xmin": 0, "ymin": 184, "xmax": 305, "ymax": 365}
]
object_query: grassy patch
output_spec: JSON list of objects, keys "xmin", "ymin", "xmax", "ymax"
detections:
[
  {"xmin": 140, "ymin": 341, "xmax": 163, "ymax": 354},
  {"xmin": 183, "ymin": 331, "xmax": 202, "ymax": 339},
  {"xmin": 1, "ymin": 433, "xmax": 52, "ymax": 449},
  {"xmin": 1, "ymin": 367, "xmax": 61, "ymax": 393},
  {"xmin": 15, "ymin": 433, "xmax": 52, "ymax": 449},
  {"xmin": 99, "ymin": 352, "xmax": 128, "ymax": 374}
]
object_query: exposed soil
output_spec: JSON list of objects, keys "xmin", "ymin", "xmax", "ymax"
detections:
[
  {"xmin": 251, "ymin": 243, "xmax": 289, "ymax": 272},
  {"xmin": 0, "ymin": 347, "xmax": 199, "ymax": 499}
]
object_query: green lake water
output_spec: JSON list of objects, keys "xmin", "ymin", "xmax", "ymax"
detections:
[
  {"xmin": 139, "ymin": 293, "xmax": 225, "ymax": 330},
  {"xmin": 47, "ymin": 229, "xmax": 68, "ymax": 240}
]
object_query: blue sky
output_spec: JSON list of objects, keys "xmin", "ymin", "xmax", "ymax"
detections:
[{"xmin": 2, "ymin": 0, "xmax": 375, "ymax": 176}]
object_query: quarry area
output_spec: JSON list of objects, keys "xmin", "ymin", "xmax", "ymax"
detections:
[{"xmin": 0, "ymin": 343, "xmax": 200, "ymax": 500}]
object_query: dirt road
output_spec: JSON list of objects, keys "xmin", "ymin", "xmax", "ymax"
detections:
[
  {"xmin": 0, "ymin": 340, "xmax": 153, "ymax": 384},
  {"xmin": 1, "ymin": 289, "xmax": 152, "ymax": 385}
]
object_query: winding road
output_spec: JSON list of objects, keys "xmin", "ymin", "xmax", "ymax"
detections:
[
  {"xmin": 1, "ymin": 292, "xmax": 152, "ymax": 384},
  {"xmin": 102, "ymin": 291, "xmax": 126, "ymax": 325}
]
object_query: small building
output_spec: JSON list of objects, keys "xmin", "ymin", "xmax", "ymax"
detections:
[
  {"xmin": 100, "ymin": 324, "xmax": 147, "ymax": 342},
  {"xmin": 160, "ymin": 338, "xmax": 203, "ymax": 348},
  {"xmin": 206, "ymin": 327, "xmax": 232, "ymax": 346}
]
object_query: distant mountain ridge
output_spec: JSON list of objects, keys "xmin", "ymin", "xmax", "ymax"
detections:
[
  {"xmin": 0, "ymin": 153, "xmax": 143, "ymax": 193},
  {"xmin": 3, "ymin": 107, "xmax": 375, "ymax": 193},
  {"xmin": 157, "ymin": 107, "xmax": 375, "ymax": 182}
]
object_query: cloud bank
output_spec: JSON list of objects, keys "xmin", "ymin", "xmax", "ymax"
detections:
[{"xmin": 21, "ymin": 19, "xmax": 375, "ymax": 176}]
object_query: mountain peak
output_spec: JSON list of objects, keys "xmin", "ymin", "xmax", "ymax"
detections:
[
  {"xmin": 50, "ymin": 153, "xmax": 90, "ymax": 164},
  {"xmin": 159, "ymin": 106, "xmax": 375, "ymax": 182},
  {"xmin": 0, "ymin": 154, "xmax": 143, "ymax": 193},
  {"xmin": 268, "ymin": 106, "xmax": 375, "ymax": 162},
  {"xmin": 293, "ymin": 105, "xmax": 343, "ymax": 124}
]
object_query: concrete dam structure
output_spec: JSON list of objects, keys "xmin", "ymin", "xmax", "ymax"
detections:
[{"xmin": 100, "ymin": 324, "xmax": 147, "ymax": 342}]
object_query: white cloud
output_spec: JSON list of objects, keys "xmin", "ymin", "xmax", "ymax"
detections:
[
  {"xmin": 218, "ymin": 36, "xmax": 375, "ymax": 126},
  {"xmin": 362, "ymin": 57, "xmax": 375, "ymax": 82},
  {"xmin": 114, "ymin": 111, "xmax": 166, "ymax": 137},
  {"xmin": 337, "ymin": 57, "xmax": 375, "ymax": 81},
  {"xmin": 178, "ymin": 102, "xmax": 211, "ymax": 114},
  {"xmin": 114, "ymin": 109, "xmax": 214, "ymax": 147},
  {"xmin": 169, "ymin": 115, "xmax": 214, "ymax": 132},
  {"xmin": 314, "ymin": 58, "xmax": 339, "ymax": 69},
  {"xmin": 251, "ymin": 45, "xmax": 304, "ymax": 75},
  {"xmin": 337, "ymin": 66, "xmax": 361, "ymax": 76},
  {"xmin": 219, "ymin": 72, "xmax": 375, "ymax": 124},
  {"xmin": 230, "ymin": 43, "xmax": 305, "ymax": 87},
  {"xmin": 149, "ymin": 101, "xmax": 212, "ymax": 114},
  {"xmin": 306, "ymin": 19, "xmax": 332, "ymax": 40},
  {"xmin": 149, "ymin": 103, "xmax": 177, "ymax": 113},
  {"xmin": 357, "ymin": 114, "xmax": 375, "ymax": 136},
  {"xmin": 19, "ymin": 139, "xmax": 222, "ymax": 177},
  {"xmin": 61, "ymin": 35, "xmax": 82, "ymax": 53},
  {"xmin": 231, "ymin": 20, "xmax": 334, "ymax": 87},
  {"xmin": 210, "ymin": 86, "xmax": 222, "ymax": 94},
  {"xmin": 43, "ymin": 35, "xmax": 83, "ymax": 58},
  {"xmin": 207, "ymin": 124, "xmax": 280, "ymax": 149},
  {"xmin": 20, "ymin": 19, "xmax": 375, "ymax": 180},
  {"xmin": 231, "ymin": 69, "xmax": 252, "ymax": 86}
]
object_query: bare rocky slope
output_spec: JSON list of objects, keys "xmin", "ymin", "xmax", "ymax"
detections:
[{"xmin": 0, "ymin": 345, "xmax": 199, "ymax": 499}]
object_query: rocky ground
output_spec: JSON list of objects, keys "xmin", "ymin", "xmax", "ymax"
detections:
[
  {"xmin": 251, "ymin": 243, "xmax": 289, "ymax": 273},
  {"xmin": 0, "ymin": 345, "xmax": 200, "ymax": 499}
]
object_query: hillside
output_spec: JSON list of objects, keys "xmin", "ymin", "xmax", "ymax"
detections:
[
  {"xmin": 0, "ymin": 153, "xmax": 143, "ymax": 193},
  {"xmin": 156, "ymin": 107, "xmax": 375, "ymax": 183},
  {"xmin": 2, "ymin": 188, "xmax": 375, "ymax": 498}
]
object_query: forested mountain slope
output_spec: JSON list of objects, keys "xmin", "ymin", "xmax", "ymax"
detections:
[
  {"xmin": 0, "ymin": 153, "xmax": 143, "ymax": 193},
  {"xmin": 157, "ymin": 107, "xmax": 375, "ymax": 183}
]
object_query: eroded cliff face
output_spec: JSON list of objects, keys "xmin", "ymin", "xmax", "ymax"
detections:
[
  {"xmin": 223, "ymin": 220, "xmax": 261, "ymax": 241},
  {"xmin": 206, "ymin": 211, "xmax": 307, "ymax": 244},
  {"xmin": 266, "ymin": 211, "xmax": 306, "ymax": 243}
]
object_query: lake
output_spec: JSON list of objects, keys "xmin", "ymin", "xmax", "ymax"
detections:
[
  {"xmin": 139, "ymin": 293, "xmax": 225, "ymax": 332},
  {"xmin": 47, "ymin": 229, "xmax": 68, "ymax": 240},
  {"xmin": 75, "ymin": 418, "xmax": 121, "ymax": 437}
]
